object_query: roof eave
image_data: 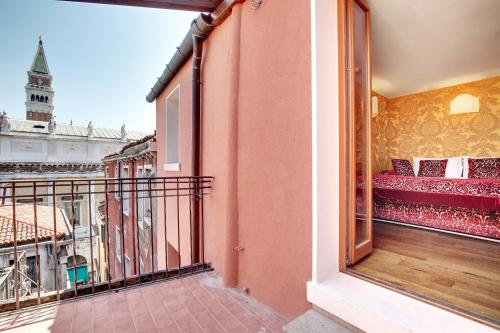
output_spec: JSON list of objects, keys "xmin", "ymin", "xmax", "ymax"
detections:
[
  {"xmin": 146, "ymin": 13, "xmax": 214, "ymax": 103},
  {"xmin": 59, "ymin": 0, "xmax": 222, "ymax": 12},
  {"xmin": 145, "ymin": 0, "xmax": 242, "ymax": 103}
]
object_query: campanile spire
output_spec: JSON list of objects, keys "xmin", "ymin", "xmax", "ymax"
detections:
[{"xmin": 25, "ymin": 37, "xmax": 54, "ymax": 121}]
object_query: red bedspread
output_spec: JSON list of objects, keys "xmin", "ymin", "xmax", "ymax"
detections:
[
  {"xmin": 372, "ymin": 174, "xmax": 500, "ymax": 211},
  {"xmin": 370, "ymin": 174, "xmax": 500, "ymax": 239}
]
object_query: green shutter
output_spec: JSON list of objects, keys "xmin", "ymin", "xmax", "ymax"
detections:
[{"xmin": 67, "ymin": 266, "xmax": 89, "ymax": 284}]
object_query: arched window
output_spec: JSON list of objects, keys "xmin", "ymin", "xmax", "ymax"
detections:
[
  {"xmin": 66, "ymin": 255, "xmax": 89, "ymax": 285},
  {"xmin": 31, "ymin": 94, "xmax": 35, "ymax": 101},
  {"xmin": 45, "ymin": 96, "xmax": 48, "ymax": 103},
  {"xmin": 35, "ymin": 95, "xmax": 39, "ymax": 102},
  {"xmin": 67, "ymin": 255, "xmax": 87, "ymax": 268}
]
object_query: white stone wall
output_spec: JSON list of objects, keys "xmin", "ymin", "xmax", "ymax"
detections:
[
  {"xmin": 64, "ymin": 234, "xmax": 100, "ymax": 289},
  {"xmin": 0, "ymin": 135, "xmax": 124, "ymax": 163},
  {"xmin": 0, "ymin": 244, "xmax": 63, "ymax": 295}
]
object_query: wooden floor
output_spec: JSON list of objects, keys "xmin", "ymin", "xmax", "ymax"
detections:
[{"xmin": 351, "ymin": 221, "xmax": 500, "ymax": 324}]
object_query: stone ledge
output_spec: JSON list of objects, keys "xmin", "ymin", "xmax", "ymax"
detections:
[{"xmin": 284, "ymin": 309, "xmax": 360, "ymax": 333}]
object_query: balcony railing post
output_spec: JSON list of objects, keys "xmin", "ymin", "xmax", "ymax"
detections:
[
  {"xmin": 193, "ymin": 177, "xmax": 200, "ymax": 264},
  {"xmin": 189, "ymin": 177, "xmax": 194, "ymax": 272},
  {"xmin": 201, "ymin": 178, "xmax": 205, "ymax": 267},
  {"xmin": 1, "ymin": 186, "xmax": 6, "ymax": 206},
  {"xmin": 163, "ymin": 178, "xmax": 168, "ymax": 278},
  {"xmin": 87, "ymin": 179, "xmax": 95, "ymax": 294},
  {"xmin": 52, "ymin": 182, "xmax": 60, "ymax": 300},
  {"xmin": 104, "ymin": 179, "xmax": 111, "ymax": 290},
  {"xmin": 119, "ymin": 177, "xmax": 126, "ymax": 284},
  {"xmin": 148, "ymin": 178, "xmax": 154, "ymax": 273},
  {"xmin": 12, "ymin": 182, "xmax": 19, "ymax": 309},
  {"xmin": 70, "ymin": 180, "xmax": 78, "ymax": 297},
  {"xmin": 134, "ymin": 177, "xmax": 141, "ymax": 283},
  {"xmin": 33, "ymin": 182, "xmax": 41, "ymax": 304}
]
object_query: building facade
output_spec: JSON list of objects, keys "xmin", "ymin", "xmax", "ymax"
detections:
[
  {"xmin": 102, "ymin": 134, "xmax": 171, "ymax": 281},
  {"xmin": 0, "ymin": 38, "xmax": 150, "ymax": 295}
]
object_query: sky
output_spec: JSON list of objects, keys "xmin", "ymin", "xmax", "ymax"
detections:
[{"xmin": 0, "ymin": 0, "xmax": 198, "ymax": 133}]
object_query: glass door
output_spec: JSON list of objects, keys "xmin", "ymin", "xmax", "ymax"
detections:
[{"xmin": 346, "ymin": 0, "xmax": 372, "ymax": 264}]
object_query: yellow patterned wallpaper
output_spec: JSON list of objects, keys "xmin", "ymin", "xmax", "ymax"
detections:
[{"xmin": 372, "ymin": 76, "xmax": 500, "ymax": 172}]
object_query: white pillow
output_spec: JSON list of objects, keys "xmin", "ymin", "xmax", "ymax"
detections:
[{"xmin": 413, "ymin": 156, "xmax": 463, "ymax": 178}]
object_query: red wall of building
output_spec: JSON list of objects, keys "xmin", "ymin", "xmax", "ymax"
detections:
[
  {"xmin": 26, "ymin": 111, "xmax": 51, "ymax": 122},
  {"xmin": 155, "ymin": 0, "xmax": 311, "ymax": 319},
  {"xmin": 104, "ymin": 154, "xmax": 158, "ymax": 280}
]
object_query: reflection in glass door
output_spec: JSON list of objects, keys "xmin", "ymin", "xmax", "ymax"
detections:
[{"xmin": 346, "ymin": 0, "xmax": 372, "ymax": 264}]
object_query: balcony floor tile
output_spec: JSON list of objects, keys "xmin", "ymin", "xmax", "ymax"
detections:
[{"xmin": 0, "ymin": 271, "xmax": 288, "ymax": 333}]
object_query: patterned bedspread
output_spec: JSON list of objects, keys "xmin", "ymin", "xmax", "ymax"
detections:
[
  {"xmin": 369, "ymin": 174, "xmax": 500, "ymax": 239},
  {"xmin": 371, "ymin": 174, "xmax": 500, "ymax": 211}
]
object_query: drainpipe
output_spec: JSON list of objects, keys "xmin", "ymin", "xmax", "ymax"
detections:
[{"xmin": 192, "ymin": 34, "xmax": 203, "ymax": 263}]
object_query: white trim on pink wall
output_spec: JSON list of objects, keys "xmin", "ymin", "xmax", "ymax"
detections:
[
  {"xmin": 164, "ymin": 84, "xmax": 181, "ymax": 172},
  {"xmin": 310, "ymin": 0, "xmax": 341, "ymax": 284},
  {"xmin": 164, "ymin": 162, "xmax": 181, "ymax": 172}
]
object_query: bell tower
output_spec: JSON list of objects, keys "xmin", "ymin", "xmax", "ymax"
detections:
[{"xmin": 25, "ymin": 37, "xmax": 54, "ymax": 122}]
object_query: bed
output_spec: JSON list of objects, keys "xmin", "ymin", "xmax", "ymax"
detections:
[{"xmin": 370, "ymin": 174, "xmax": 500, "ymax": 240}]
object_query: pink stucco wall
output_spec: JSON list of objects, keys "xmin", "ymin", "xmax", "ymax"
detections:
[
  {"xmin": 156, "ymin": 60, "xmax": 195, "ymax": 269},
  {"xmin": 156, "ymin": 0, "xmax": 311, "ymax": 318}
]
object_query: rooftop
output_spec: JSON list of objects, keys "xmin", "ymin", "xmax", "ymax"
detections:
[
  {"xmin": 0, "ymin": 162, "xmax": 103, "ymax": 174},
  {"xmin": 103, "ymin": 133, "xmax": 156, "ymax": 161},
  {"xmin": 0, "ymin": 204, "xmax": 68, "ymax": 248},
  {"xmin": 2, "ymin": 118, "xmax": 148, "ymax": 142},
  {"xmin": 0, "ymin": 271, "xmax": 288, "ymax": 333}
]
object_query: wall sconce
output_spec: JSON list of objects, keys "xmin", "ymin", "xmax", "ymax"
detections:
[
  {"xmin": 450, "ymin": 94, "xmax": 479, "ymax": 115},
  {"xmin": 371, "ymin": 95, "xmax": 378, "ymax": 118}
]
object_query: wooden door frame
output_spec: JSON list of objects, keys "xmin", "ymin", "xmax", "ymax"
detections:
[
  {"xmin": 338, "ymin": 0, "xmax": 348, "ymax": 271},
  {"xmin": 338, "ymin": 0, "xmax": 372, "ymax": 270}
]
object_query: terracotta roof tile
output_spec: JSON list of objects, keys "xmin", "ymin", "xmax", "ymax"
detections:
[
  {"xmin": 103, "ymin": 133, "xmax": 156, "ymax": 159},
  {"xmin": 0, "ymin": 204, "xmax": 68, "ymax": 248},
  {"xmin": 119, "ymin": 132, "xmax": 156, "ymax": 151},
  {"xmin": 96, "ymin": 201, "xmax": 105, "ymax": 219}
]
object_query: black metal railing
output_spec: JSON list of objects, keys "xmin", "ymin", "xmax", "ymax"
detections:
[{"xmin": 0, "ymin": 176, "xmax": 213, "ymax": 312}]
